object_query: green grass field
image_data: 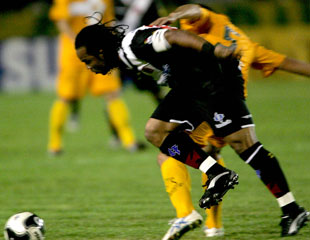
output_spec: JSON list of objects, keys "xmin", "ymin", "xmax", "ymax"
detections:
[{"xmin": 1, "ymin": 74, "xmax": 310, "ymax": 240}]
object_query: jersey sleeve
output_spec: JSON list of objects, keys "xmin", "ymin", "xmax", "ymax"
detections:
[
  {"xmin": 130, "ymin": 27, "xmax": 173, "ymax": 61},
  {"xmin": 180, "ymin": 7, "xmax": 211, "ymax": 33},
  {"xmin": 49, "ymin": 0, "xmax": 70, "ymax": 21},
  {"xmin": 251, "ymin": 44, "xmax": 286, "ymax": 77}
]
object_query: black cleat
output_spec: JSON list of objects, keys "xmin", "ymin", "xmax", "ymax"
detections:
[
  {"xmin": 280, "ymin": 207, "xmax": 309, "ymax": 237},
  {"xmin": 199, "ymin": 170, "xmax": 239, "ymax": 209}
]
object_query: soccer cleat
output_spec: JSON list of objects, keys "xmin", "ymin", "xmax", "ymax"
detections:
[
  {"xmin": 204, "ymin": 227, "xmax": 225, "ymax": 237},
  {"xmin": 199, "ymin": 170, "xmax": 239, "ymax": 209},
  {"xmin": 47, "ymin": 149, "xmax": 63, "ymax": 157},
  {"xmin": 126, "ymin": 141, "xmax": 147, "ymax": 152},
  {"xmin": 280, "ymin": 207, "xmax": 309, "ymax": 237},
  {"xmin": 108, "ymin": 136, "xmax": 121, "ymax": 149},
  {"xmin": 162, "ymin": 210, "xmax": 203, "ymax": 240},
  {"xmin": 67, "ymin": 114, "xmax": 80, "ymax": 132}
]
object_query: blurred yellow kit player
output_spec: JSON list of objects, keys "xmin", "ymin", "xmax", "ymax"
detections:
[
  {"xmin": 153, "ymin": 4, "xmax": 310, "ymax": 239},
  {"xmin": 48, "ymin": 0, "xmax": 141, "ymax": 154}
]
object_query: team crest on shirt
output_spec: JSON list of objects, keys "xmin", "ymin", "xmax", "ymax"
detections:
[
  {"xmin": 168, "ymin": 144, "xmax": 180, "ymax": 157},
  {"xmin": 214, "ymin": 112, "xmax": 232, "ymax": 128}
]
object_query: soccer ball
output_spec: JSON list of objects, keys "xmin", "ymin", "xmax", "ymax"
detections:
[{"xmin": 4, "ymin": 212, "xmax": 45, "ymax": 240}]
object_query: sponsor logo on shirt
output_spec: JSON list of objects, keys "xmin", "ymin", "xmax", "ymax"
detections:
[{"xmin": 214, "ymin": 112, "xmax": 232, "ymax": 128}]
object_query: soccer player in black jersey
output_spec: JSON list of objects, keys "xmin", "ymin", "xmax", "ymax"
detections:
[{"xmin": 74, "ymin": 20, "xmax": 309, "ymax": 237}]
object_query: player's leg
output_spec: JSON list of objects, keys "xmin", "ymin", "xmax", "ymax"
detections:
[
  {"xmin": 202, "ymin": 159, "xmax": 225, "ymax": 238},
  {"xmin": 91, "ymin": 70, "xmax": 145, "ymax": 152},
  {"xmin": 48, "ymin": 35, "xmax": 86, "ymax": 155},
  {"xmin": 48, "ymin": 98, "xmax": 70, "ymax": 155},
  {"xmin": 187, "ymin": 121, "xmax": 226, "ymax": 237},
  {"xmin": 207, "ymin": 93, "xmax": 309, "ymax": 236},
  {"xmin": 159, "ymin": 152, "xmax": 203, "ymax": 240},
  {"xmin": 145, "ymin": 90, "xmax": 239, "ymax": 210},
  {"xmin": 159, "ymin": 153, "xmax": 195, "ymax": 218},
  {"xmin": 67, "ymin": 99, "xmax": 80, "ymax": 132},
  {"xmin": 160, "ymin": 121, "xmax": 227, "ymax": 239},
  {"xmin": 225, "ymin": 126, "xmax": 309, "ymax": 237},
  {"xmin": 105, "ymin": 93, "xmax": 138, "ymax": 151}
]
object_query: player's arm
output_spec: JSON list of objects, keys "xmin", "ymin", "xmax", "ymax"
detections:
[
  {"xmin": 164, "ymin": 29, "xmax": 236, "ymax": 59},
  {"xmin": 56, "ymin": 20, "xmax": 76, "ymax": 40},
  {"xmin": 49, "ymin": 0, "xmax": 76, "ymax": 40},
  {"xmin": 151, "ymin": 4, "xmax": 201, "ymax": 26},
  {"xmin": 278, "ymin": 57, "xmax": 310, "ymax": 77}
]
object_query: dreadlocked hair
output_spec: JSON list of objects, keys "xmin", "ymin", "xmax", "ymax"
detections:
[{"xmin": 75, "ymin": 14, "xmax": 128, "ymax": 58}]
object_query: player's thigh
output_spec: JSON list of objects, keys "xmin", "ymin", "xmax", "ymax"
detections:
[
  {"xmin": 204, "ymin": 95, "xmax": 255, "ymax": 138},
  {"xmin": 151, "ymin": 89, "xmax": 203, "ymax": 130},
  {"xmin": 56, "ymin": 37, "xmax": 88, "ymax": 100},
  {"xmin": 145, "ymin": 118, "xmax": 180, "ymax": 147},
  {"xmin": 147, "ymin": 89, "xmax": 205, "ymax": 146}
]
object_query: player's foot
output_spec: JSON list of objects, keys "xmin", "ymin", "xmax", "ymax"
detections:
[
  {"xmin": 127, "ymin": 141, "xmax": 147, "ymax": 152},
  {"xmin": 67, "ymin": 115, "xmax": 80, "ymax": 132},
  {"xmin": 108, "ymin": 136, "xmax": 121, "ymax": 149},
  {"xmin": 162, "ymin": 210, "xmax": 203, "ymax": 240},
  {"xmin": 204, "ymin": 227, "xmax": 224, "ymax": 237},
  {"xmin": 48, "ymin": 149, "xmax": 63, "ymax": 157},
  {"xmin": 280, "ymin": 206, "xmax": 309, "ymax": 237},
  {"xmin": 199, "ymin": 170, "xmax": 238, "ymax": 209}
]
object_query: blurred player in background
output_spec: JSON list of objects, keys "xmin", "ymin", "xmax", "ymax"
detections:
[
  {"xmin": 48, "ymin": 0, "xmax": 144, "ymax": 155},
  {"xmin": 151, "ymin": 4, "xmax": 310, "ymax": 239}
]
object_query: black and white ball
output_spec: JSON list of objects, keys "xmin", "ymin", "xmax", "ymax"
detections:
[{"xmin": 4, "ymin": 212, "xmax": 45, "ymax": 240}]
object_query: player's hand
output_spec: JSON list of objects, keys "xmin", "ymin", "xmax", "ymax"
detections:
[
  {"xmin": 214, "ymin": 43, "xmax": 239, "ymax": 59},
  {"xmin": 151, "ymin": 15, "xmax": 177, "ymax": 26}
]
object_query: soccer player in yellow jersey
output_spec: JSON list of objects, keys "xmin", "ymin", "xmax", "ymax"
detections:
[
  {"xmin": 151, "ymin": 4, "xmax": 310, "ymax": 239},
  {"xmin": 48, "ymin": 0, "xmax": 143, "ymax": 155}
]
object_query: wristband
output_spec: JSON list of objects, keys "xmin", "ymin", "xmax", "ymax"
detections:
[{"xmin": 201, "ymin": 42, "xmax": 215, "ymax": 55}]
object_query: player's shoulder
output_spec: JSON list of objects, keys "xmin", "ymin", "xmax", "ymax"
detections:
[{"xmin": 122, "ymin": 25, "xmax": 174, "ymax": 48}]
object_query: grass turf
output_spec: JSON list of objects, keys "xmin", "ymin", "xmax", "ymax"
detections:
[{"xmin": 0, "ymin": 75, "xmax": 310, "ymax": 239}]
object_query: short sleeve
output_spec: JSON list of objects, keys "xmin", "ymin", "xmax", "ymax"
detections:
[
  {"xmin": 49, "ymin": 0, "xmax": 70, "ymax": 21},
  {"xmin": 180, "ymin": 7, "xmax": 211, "ymax": 33},
  {"xmin": 251, "ymin": 44, "xmax": 286, "ymax": 77}
]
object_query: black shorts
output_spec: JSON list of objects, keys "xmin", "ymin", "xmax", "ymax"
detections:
[{"xmin": 151, "ymin": 88, "xmax": 254, "ymax": 137}]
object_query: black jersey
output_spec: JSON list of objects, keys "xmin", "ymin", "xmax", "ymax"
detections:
[{"xmin": 118, "ymin": 26, "xmax": 244, "ymax": 98}]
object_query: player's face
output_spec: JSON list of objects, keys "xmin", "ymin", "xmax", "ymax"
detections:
[{"xmin": 76, "ymin": 46, "xmax": 111, "ymax": 75}]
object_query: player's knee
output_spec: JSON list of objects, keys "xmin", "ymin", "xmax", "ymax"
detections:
[
  {"xmin": 144, "ymin": 122, "xmax": 165, "ymax": 147},
  {"xmin": 224, "ymin": 127, "xmax": 258, "ymax": 154},
  {"xmin": 202, "ymin": 144, "xmax": 221, "ymax": 159},
  {"xmin": 157, "ymin": 152, "xmax": 168, "ymax": 166}
]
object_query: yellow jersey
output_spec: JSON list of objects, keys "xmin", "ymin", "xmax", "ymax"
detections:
[
  {"xmin": 49, "ymin": 0, "xmax": 114, "ymax": 34},
  {"xmin": 180, "ymin": 7, "xmax": 286, "ymax": 97}
]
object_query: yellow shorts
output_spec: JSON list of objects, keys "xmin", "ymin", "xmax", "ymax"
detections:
[
  {"xmin": 56, "ymin": 35, "xmax": 121, "ymax": 100},
  {"xmin": 189, "ymin": 121, "xmax": 226, "ymax": 149}
]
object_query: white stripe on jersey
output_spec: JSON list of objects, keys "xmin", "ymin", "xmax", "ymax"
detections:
[
  {"xmin": 118, "ymin": 28, "xmax": 145, "ymax": 69},
  {"xmin": 151, "ymin": 29, "xmax": 171, "ymax": 52},
  {"xmin": 118, "ymin": 25, "xmax": 173, "ymax": 69}
]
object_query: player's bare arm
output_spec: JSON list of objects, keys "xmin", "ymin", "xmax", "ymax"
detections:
[
  {"xmin": 56, "ymin": 20, "xmax": 76, "ymax": 40},
  {"xmin": 278, "ymin": 57, "xmax": 310, "ymax": 77},
  {"xmin": 164, "ymin": 29, "xmax": 237, "ymax": 59},
  {"xmin": 151, "ymin": 4, "xmax": 201, "ymax": 26}
]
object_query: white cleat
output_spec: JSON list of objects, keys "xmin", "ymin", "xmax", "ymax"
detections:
[
  {"xmin": 67, "ymin": 117, "xmax": 80, "ymax": 132},
  {"xmin": 162, "ymin": 210, "xmax": 203, "ymax": 240},
  {"xmin": 204, "ymin": 227, "xmax": 224, "ymax": 237}
]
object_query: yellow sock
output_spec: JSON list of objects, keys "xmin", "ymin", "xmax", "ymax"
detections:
[
  {"xmin": 47, "ymin": 100, "xmax": 69, "ymax": 151},
  {"xmin": 161, "ymin": 157, "xmax": 194, "ymax": 218},
  {"xmin": 107, "ymin": 98, "xmax": 136, "ymax": 148},
  {"xmin": 202, "ymin": 157, "xmax": 225, "ymax": 229}
]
